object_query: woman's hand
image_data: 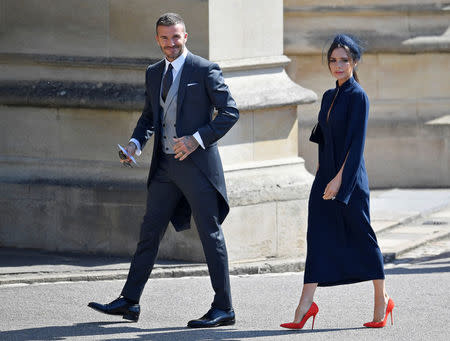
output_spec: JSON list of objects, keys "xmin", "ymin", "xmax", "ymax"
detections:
[{"xmin": 323, "ymin": 173, "xmax": 342, "ymax": 200}]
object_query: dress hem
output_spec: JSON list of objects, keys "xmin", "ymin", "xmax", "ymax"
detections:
[{"xmin": 305, "ymin": 275, "xmax": 385, "ymax": 287}]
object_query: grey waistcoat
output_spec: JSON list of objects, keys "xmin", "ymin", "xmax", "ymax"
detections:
[{"xmin": 160, "ymin": 66, "xmax": 183, "ymax": 154}]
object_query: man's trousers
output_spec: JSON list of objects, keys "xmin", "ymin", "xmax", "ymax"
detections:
[{"xmin": 121, "ymin": 153, "xmax": 232, "ymax": 310}]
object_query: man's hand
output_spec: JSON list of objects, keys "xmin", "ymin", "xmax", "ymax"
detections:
[
  {"xmin": 119, "ymin": 142, "xmax": 137, "ymax": 167},
  {"xmin": 125, "ymin": 142, "xmax": 137, "ymax": 156},
  {"xmin": 173, "ymin": 136, "xmax": 199, "ymax": 161}
]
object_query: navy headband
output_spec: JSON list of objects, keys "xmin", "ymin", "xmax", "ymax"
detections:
[{"xmin": 331, "ymin": 34, "xmax": 362, "ymax": 61}]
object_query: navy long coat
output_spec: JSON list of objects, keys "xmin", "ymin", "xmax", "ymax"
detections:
[{"xmin": 304, "ymin": 77, "xmax": 385, "ymax": 286}]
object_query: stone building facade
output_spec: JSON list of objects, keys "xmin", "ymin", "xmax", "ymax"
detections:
[
  {"xmin": 284, "ymin": 0, "xmax": 450, "ymax": 187},
  {"xmin": 0, "ymin": 0, "xmax": 448, "ymax": 259},
  {"xmin": 0, "ymin": 0, "xmax": 315, "ymax": 260}
]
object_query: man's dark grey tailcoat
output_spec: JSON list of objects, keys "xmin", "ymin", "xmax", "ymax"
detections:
[{"xmin": 131, "ymin": 52, "xmax": 239, "ymax": 231}]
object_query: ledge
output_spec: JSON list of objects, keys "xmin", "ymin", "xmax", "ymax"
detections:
[
  {"xmin": 0, "ymin": 80, "xmax": 144, "ymax": 110},
  {"xmin": 224, "ymin": 157, "xmax": 304, "ymax": 172},
  {"xmin": 284, "ymin": 4, "xmax": 450, "ymax": 54},
  {"xmin": 0, "ymin": 69, "xmax": 317, "ymax": 111},
  {"xmin": 0, "ymin": 156, "xmax": 314, "ymax": 207},
  {"xmin": 285, "ymin": 3, "xmax": 449, "ymax": 15},
  {"xmin": 426, "ymin": 115, "xmax": 450, "ymax": 126},
  {"xmin": 0, "ymin": 53, "xmax": 157, "ymax": 69},
  {"xmin": 402, "ymin": 33, "xmax": 450, "ymax": 52},
  {"xmin": 0, "ymin": 53, "xmax": 291, "ymax": 72},
  {"xmin": 0, "ymin": 156, "xmax": 148, "ymax": 190},
  {"xmin": 285, "ymin": 31, "xmax": 450, "ymax": 55},
  {"xmin": 217, "ymin": 55, "xmax": 291, "ymax": 72}
]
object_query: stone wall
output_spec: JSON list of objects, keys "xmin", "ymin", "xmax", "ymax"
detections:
[
  {"xmin": 0, "ymin": 0, "xmax": 316, "ymax": 260},
  {"xmin": 284, "ymin": 0, "xmax": 450, "ymax": 187}
]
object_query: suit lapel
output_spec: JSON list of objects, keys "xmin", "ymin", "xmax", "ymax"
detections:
[{"xmin": 176, "ymin": 52, "xmax": 194, "ymax": 120}]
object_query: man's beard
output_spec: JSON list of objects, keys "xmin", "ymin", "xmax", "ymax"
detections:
[{"xmin": 161, "ymin": 45, "xmax": 184, "ymax": 60}]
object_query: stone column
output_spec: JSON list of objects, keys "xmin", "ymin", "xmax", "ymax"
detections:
[
  {"xmin": 160, "ymin": 0, "xmax": 317, "ymax": 261},
  {"xmin": 0, "ymin": 0, "xmax": 316, "ymax": 261}
]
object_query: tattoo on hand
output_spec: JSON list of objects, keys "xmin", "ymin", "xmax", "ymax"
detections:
[
  {"xmin": 184, "ymin": 136, "xmax": 199, "ymax": 153},
  {"xmin": 173, "ymin": 135, "xmax": 200, "ymax": 161},
  {"xmin": 126, "ymin": 142, "xmax": 137, "ymax": 155}
]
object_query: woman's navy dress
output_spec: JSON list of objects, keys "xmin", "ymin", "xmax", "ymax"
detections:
[{"xmin": 304, "ymin": 77, "xmax": 385, "ymax": 286}]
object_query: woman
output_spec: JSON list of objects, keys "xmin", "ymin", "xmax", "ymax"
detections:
[{"xmin": 281, "ymin": 34, "xmax": 394, "ymax": 330}]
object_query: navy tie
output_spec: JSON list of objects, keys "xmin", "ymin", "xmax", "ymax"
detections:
[{"xmin": 162, "ymin": 63, "xmax": 173, "ymax": 102}]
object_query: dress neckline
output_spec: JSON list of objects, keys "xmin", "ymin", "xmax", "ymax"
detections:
[{"xmin": 335, "ymin": 76, "xmax": 356, "ymax": 90}]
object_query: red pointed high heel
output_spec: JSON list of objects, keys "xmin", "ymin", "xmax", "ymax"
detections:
[
  {"xmin": 280, "ymin": 302, "xmax": 319, "ymax": 330},
  {"xmin": 363, "ymin": 298, "xmax": 395, "ymax": 328}
]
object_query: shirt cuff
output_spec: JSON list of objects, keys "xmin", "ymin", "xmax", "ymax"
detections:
[
  {"xmin": 193, "ymin": 131, "xmax": 205, "ymax": 149},
  {"xmin": 129, "ymin": 138, "xmax": 142, "ymax": 156}
]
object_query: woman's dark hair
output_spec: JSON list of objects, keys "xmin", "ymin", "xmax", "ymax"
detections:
[
  {"xmin": 155, "ymin": 13, "xmax": 186, "ymax": 34},
  {"xmin": 327, "ymin": 34, "xmax": 363, "ymax": 83}
]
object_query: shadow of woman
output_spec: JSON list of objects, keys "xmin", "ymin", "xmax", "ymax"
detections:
[{"xmin": 110, "ymin": 326, "xmax": 366, "ymax": 341}]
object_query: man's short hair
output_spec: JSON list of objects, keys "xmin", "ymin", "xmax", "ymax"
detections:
[{"xmin": 156, "ymin": 13, "xmax": 186, "ymax": 34}]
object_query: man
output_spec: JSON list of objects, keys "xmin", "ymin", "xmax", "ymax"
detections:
[{"xmin": 88, "ymin": 13, "xmax": 239, "ymax": 328}]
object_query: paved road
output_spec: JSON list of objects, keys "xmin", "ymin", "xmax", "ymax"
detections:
[{"xmin": 1, "ymin": 238, "xmax": 449, "ymax": 341}]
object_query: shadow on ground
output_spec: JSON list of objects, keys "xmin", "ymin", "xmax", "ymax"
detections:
[
  {"xmin": 1, "ymin": 322, "xmax": 365, "ymax": 340},
  {"xmin": 386, "ymin": 251, "xmax": 450, "ymax": 275}
]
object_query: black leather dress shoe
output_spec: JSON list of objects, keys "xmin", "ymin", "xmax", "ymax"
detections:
[
  {"xmin": 88, "ymin": 297, "xmax": 140, "ymax": 322},
  {"xmin": 187, "ymin": 307, "xmax": 235, "ymax": 328}
]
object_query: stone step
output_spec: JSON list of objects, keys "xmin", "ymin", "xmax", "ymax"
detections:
[
  {"xmin": 378, "ymin": 205, "xmax": 450, "ymax": 262},
  {"xmin": 0, "ymin": 257, "xmax": 305, "ymax": 286},
  {"xmin": 1, "ymin": 191, "xmax": 449, "ymax": 286},
  {"xmin": 371, "ymin": 189, "xmax": 450, "ymax": 234}
]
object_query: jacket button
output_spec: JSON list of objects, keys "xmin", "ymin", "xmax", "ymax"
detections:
[
  {"xmin": 162, "ymin": 124, "xmax": 166, "ymax": 127},
  {"xmin": 163, "ymin": 136, "xmax": 166, "ymax": 139}
]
